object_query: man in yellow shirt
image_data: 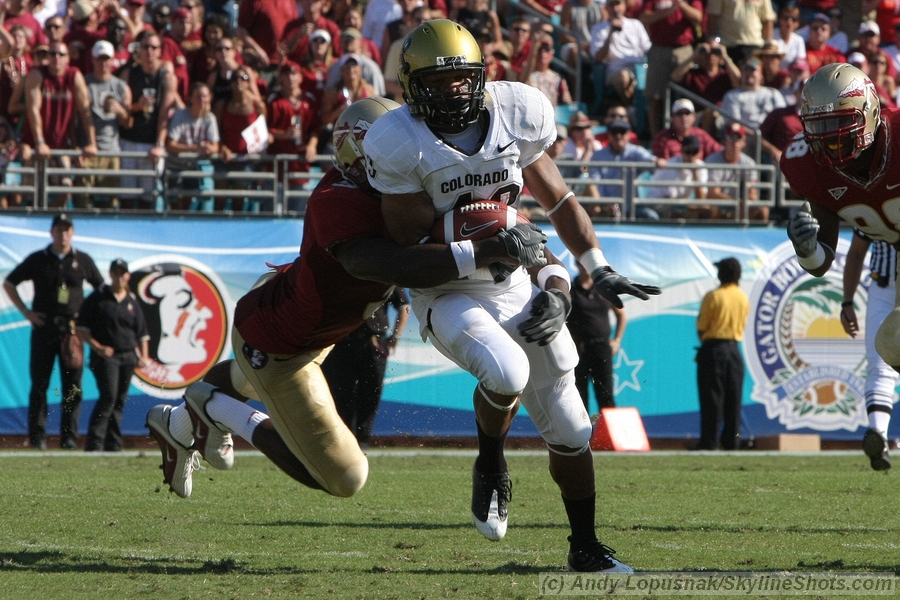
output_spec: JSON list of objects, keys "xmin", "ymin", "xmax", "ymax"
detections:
[{"xmin": 695, "ymin": 257, "xmax": 749, "ymax": 450}]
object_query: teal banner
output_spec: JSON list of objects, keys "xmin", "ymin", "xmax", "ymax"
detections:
[{"xmin": 0, "ymin": 216, "xmax": 885, "ymax": 441}]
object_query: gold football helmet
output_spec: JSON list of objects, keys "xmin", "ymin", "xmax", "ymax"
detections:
[
  {"xmin": 399, "ymin": 19, "xmax": 485, "ymax": 133},
  {"xmin": 332, "ymin": 97, "xmax": 401, "ymax": 191},
  {"xmin": 799, "ymin": 63, "xmax": 881, "ymax": 166}
]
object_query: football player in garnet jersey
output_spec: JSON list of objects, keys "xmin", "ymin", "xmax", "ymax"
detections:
[
  {"xmin": 364, "ymin": 20, "xmax": 660, "ymax": 573},
  {"xmin": 783, "ymin": 63, "xmax": 900, "ymax": 472},
  {"xmin": 145, "ymin": 97, "xmax": 548, "ymax": 500}
]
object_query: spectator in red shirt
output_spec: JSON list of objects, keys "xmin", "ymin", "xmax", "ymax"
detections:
[
  {"xmin": 299, "ymin": 28, "xmax": 334, "ymax": 113},
  {"xmin": 805, "ymin": 12, "xmax": 845, "ymax": 74},
  {"xmin": 671, "ymin": 35, "xmax": 740, "ymax": 136},
  {"xmin": 640, "ymin": 0, "xmax": 704, "ymax": 138},
  {"xmin": 754, "ymin": 40, "xmax": 789, "ymax": 89},
  {"xmin": 43, "ymin": 15, "xmax": 65, "ymax": 45},
  {"xmin": 161, "ymin": 8, "xmax": 191, "ymax": 103},
  {"xmin": 281, "ymin": 0, "xmax": 342, "ymax": 66},
  {"xmin": 65, "ymin": 0, "xmax": 107, "ymax": 74},
  {"xmin": 123, "ymin": 0, "xmax": 154, "ymax": 41},
  {"xmin": 236, "ymin": 0, "xmax": 298, "ymax": 66},
  {"xmin": 759, "ymin": 100, "xmax": 800, "ymax": 164},
  {"xmin": 652, "ymin": 98, "xmax": 722, "ymax": 160},
  {"xmin": 190, "ymin": 13, "xmax": 233, "ymax": 90},
  {"xmin": 22, "ymin": 41, "xmax": 97, "ymax": 207},
  {"xmin": 341, "ymin": 7, "xmax": 380, "ymax": 66},
  {"xmin": 858, "ymin": 20, "xmax": 897, "ymax": 80},
  {"xmin": 266, "ymin": 60, "xmax": 320, "ymax": 205},
  {"xmin": 507, "ymin": 16, "xmax": 533, "ymax": 77},
  {"xmin": 2, "ymin": 0, "xmax": 47, "ymax": 53}
]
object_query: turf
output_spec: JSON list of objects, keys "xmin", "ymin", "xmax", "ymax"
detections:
[{"xmin": 0, "ymin": 451, "xmax": 897, "ymax": 599}]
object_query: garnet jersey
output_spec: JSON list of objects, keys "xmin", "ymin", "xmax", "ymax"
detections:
[
  {"xmin": 234, "ymin": 168, "xmax": 394, "ymax": 354},
  {"xmin": 363, "ymin": 80, "xmax": 555, "ymax": 288},
  {"xmin": 780, "ymin": 107, "xmax": 900, "ymax": 247}
]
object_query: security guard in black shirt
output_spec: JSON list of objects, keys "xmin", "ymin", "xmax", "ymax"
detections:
[
  {"xmin": 77, "ymin": 259, "xmax": 150, "ymax": 452},
  {"xmin": 3, "ymin": 214, "xmax": 104, "ymax": 449}
]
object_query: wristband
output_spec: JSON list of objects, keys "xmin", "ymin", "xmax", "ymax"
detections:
[
  {"xmin": 579, "ymin": 247, "xmax": 609, "ymax": 274},
  {"xmin": 546, "ymin": 191, "xmax": 575, "ymax": 217},
  {"xmin": 537, "ymin": 264, "xmax": 571, "ymax": 292},
  {"xmin": 797, "ymin": 242, "xmax": 827, "ymax": 271},
  {"xmin": 36, "ymin": 139, "xmax": 44, "ymax": 146},
  {"xmin": 450, "ymin": 240, "xmax": 477, "ymax": 278}
]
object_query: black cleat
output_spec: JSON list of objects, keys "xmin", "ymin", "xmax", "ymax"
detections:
[
  {"xmin": 567, "ymin": 537, "xmax": 634, "ymax": 573},
  {"xmin": 863, "ymin": 428, "xmax": 891, "ymax": 471},
  {"xmin": 471, "ymin": 470, "xmax": 511, "ymax": 541}
]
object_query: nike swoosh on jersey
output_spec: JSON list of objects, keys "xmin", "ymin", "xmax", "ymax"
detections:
[
  {"xmin": 497, "ymin": 141, "xmax": 515, "ymax": 153},
  {"xmin": 460, "ymin": 220, "xmax": 500, "ymax": 237},
  {"xmin": 887, "ymin": 182, "xmax": 900, "ymax": 190}
]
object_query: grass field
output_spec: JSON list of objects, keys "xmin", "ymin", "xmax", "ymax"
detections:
[{"xmin": 1, "ymin": 450, "xmax": 898, "ymax": 599}]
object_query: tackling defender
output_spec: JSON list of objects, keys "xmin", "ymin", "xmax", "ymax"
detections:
[
  {"xmin": 363, "ymin": 20, "xmax": 660, "ymax": 572},
  {"xmin": 145, "ymin": 97, "xmax": 549, "ymax": 499},
  {"xmin": 782, "ymin": 63, "xmax": 900, "ymax": 470}
]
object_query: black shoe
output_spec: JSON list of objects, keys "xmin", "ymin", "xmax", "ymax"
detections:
[
  {"xmin": 30, "ymin": 440, "xmax": 47, "ymax": 450},
  {"xmin": 471, "ymin": 470, "xmax": 511, "ymax": 541},
  {"xmin": 863, "ymin": 428, "xmax": 891, "ymax": 471},
  {"xmin": 567, "ymin": 537, "xmax": 634, "ymax": 573}
]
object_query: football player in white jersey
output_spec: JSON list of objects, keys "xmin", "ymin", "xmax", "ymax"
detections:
[{"xmin": 364, "ymin": 19, "xmax": 660, "ymax": 573}]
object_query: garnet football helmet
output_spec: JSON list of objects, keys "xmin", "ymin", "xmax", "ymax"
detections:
[
  {"xmin": 799, "ymin": 63, "xmax": 881, "ymax": 167},
  {"xmin": 333, "ymin": 97, "xmax": 401, "ymax": 191},
  {"xmin": 399, "ymin": 19, "xmax": 485, "ymax": 133}
]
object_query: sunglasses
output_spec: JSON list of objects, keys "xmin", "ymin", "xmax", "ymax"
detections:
[
  {"xmin": 142, "ymin": 44, "xmax": 161, "ymax": 50},
  {"xmin": 609, "ymin": 129, "xmax": 629, "ymax": 135},
  {"xmin": 511, "ymin": 26, "xmax": 529, "ymax": 32},
  {"xmin": 46, "ymin": 23, "xmax": 63, "ymax": 29},
  {"xmin": 725, "ymin": 134, "xmax": 744, "ymax": 140},
  {"xmin": 50, "ymin": 51, "xmax": 67, "ymax": 57},
  {"xmin": 683, "ymin": 149, "xmax": 699, "ymax": 156},
  {"xmin": 311, "ymin": 38, "xmax": 328, "ymax": 43},
  {"xmin": 216, "ymin": 45, "xmax": 233, "ymax": 51},
  {"xmin": 539, "ymin": 45, "xmax": 553, "ymax": 52}
]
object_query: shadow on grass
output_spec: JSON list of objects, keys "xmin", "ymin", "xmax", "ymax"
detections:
[
  {"xmin": 238, "ymin": 520, "xmax": 566, "ymax": 530},
  {"xmin": 0, "ymin": 551, "xmax": 552, "ymax": 576},
  {"xmin": 619, "ymin": 523, "xmax": 899, "ymax": 535}
]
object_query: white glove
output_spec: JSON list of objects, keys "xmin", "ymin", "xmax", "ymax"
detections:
[{"xmin": 787, "ymin": 201, "xmax": 820, "ymax": 258}]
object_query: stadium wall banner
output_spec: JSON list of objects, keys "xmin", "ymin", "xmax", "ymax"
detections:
[{"xmin": 0, "ymin": 215, "xmax": 889, "ymax": 442}]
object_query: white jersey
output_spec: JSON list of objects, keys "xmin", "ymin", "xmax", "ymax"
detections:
[{"xmin": 364, "ymin": 81, "xmax": 556, "ymax": 293}]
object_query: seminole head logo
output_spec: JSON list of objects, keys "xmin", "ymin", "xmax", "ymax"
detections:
[
  {"xmin": 129, "ymin": 255, "xmax": 232, "ymax": 399},
  {"xmin": 746, "ymin": 242, "xmax": 867, "ymax": 431}
]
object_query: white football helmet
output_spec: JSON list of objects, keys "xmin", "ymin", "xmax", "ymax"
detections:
[
  {"xmin": 799, "ymin": 63, "xmax": 881, "ymax": 166},
  {"xmin": 332, "ymin": 97, "xmax": 401, "ymax": 191}
]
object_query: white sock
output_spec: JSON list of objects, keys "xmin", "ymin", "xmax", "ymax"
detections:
[
  {"xmin": 168, "ymin": 404, "xmax": 195, "ymax": 448},
  {"xmin": 206, "ymin": 391, "xmax": 268, "ymax": 443},
  {"xmin": 869, "ymin": 411, "xmax": 892, "ymax": 440}
]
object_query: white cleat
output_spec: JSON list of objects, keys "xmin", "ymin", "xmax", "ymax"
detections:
[
  {"xmin": 146, "ymin": 404, "xmax": 199, "ymax": 498},
  {"xmin": 183, "ymin": 382, "xmax": 234, "ymax": 470}
]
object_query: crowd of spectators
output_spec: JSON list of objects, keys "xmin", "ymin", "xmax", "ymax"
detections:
[{"xmin": 0, "ymin": 0, "xmax": 892, "ymax": 220}]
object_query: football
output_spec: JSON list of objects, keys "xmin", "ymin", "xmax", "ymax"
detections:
[{"xmin": 430, "ymin": 201, "xmax": 530, "ymax": 244}]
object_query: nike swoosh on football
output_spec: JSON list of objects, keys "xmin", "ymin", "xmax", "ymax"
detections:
[
  {"xmin": 460, "ymin": 220, "xmax": 500, "ymax": 237},
  {"xmin": 887, "ymin": 182, "xmax": 900, "ymax": 190},
  {"xmin": 497, "ymin": 141, "xmax": 515, "ymax": 152}
]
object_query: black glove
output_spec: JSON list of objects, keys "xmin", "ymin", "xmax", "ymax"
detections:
[
  {"xmin": 592, "ymin": 266, "xmax": 661, "ymax": 309},
  {"xmin": 787, "ymin": 201, "xmax": 819, "ymax": 258},
  {"xmin": 518, "ymin": 289, "xmax": 571, "ymax": 346},
  {"xmin": 497, "ymin": 223, "xmax": 548, "ymax": 269},
  {"xmin": 489, "ymin": 262, "xmax": 518, "ymax": 283}
]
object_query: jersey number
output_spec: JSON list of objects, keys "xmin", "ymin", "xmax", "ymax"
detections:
[
  {"xmin": 839, "ymin": 200, "xmax": 900, "ymax": 245},
  {"xmin": 452, "ymin": 184, "xmax": 522, "ymax": 210}
]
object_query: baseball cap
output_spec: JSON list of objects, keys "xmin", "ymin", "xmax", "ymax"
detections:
[
  {"xmin": 337, "ymin": 53, "xmax": 361, "ymax": 68},
  {"xmin": 109, "ymin": 258, "xmax": 129, "ymax": 272},
  {"xmin": 173, "ymin": 7, "xmax": 191, "ymax": 20},
  {"xmin": 860, "ymin": 21, "xmax": 880, "ymax": 36},
  {"xmin": 742, "ymin": 58, "xmax": 762, "ymax": 70},
  {"xmin": 310, "ymin": 29, "xmax": 331, "ymax": 43},
  {"xmin": 847, "ymin": 51, "xmax": 867, "ymax": 65},
  {"xmin": 51, "ymin": 213, "xmax": 73, "ymax": 229},
  {"xmin": 789, "ymin": 57, "xmax": 810, "ymax": 71},
  {"xmin": 341, "ymin": 27, "xmax": 362, "ymax": 40},
  {"xmin": 725, "ymin": 122, "xmax": 745, "ymax": 137},
  {"xmin": 72, "ymin": 0, "xmax": 95, "ymax": 21},
  {"xmin": 681, "ymin": 135, "xmax": 701, "ymax": 154},
  {"xmin": 278, "ymin": 60, "xmax": 301, "ymax": 74},
  {"xmin": 810, "ymin": 12, "xmax": 829, "ymax": 24},
  {"xmin": 672, "ymin": 98, "xmax": 694, "ymax": 114},
  {"xmin": 714, "ymin": 257, "xmax": 741, "ymax": 278},
  {"xmin": 92, "ymin": 40, "xmax": 114, "ymax": 59},
  {"xmin": 608, "ymin": 117, "xmax": 631, "ymax": 133}
]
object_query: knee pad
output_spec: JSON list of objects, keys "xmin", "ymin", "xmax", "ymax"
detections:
[
  {"xmin": 326, "ymin": 456, "xmax": 369, "ymax": 498},
  {"xmin": 525, "ymin": 373, "xmax": 592, "ymax": 449},
  {"xmin": 875, "ymin": 309, "xmax": 900, "ymax": 367}
]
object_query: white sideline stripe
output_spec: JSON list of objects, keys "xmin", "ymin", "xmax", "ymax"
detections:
[{"xmin": 0, "ymin": 449, "xmax": 862, "ymax": 459}]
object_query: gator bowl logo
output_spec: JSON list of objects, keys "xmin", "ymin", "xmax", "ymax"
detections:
[
  {"xmin": 745, "ymin": 241, "xmax": 868, "ymax": 432},
  {"xmin": 129, "ymin": 255, "xmax": 232, "ymax": 399}
]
